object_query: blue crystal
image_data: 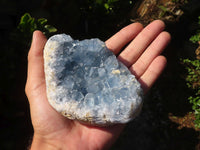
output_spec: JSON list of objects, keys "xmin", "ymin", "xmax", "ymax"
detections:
[{"xmin": 44, "ymin": 34, "xmax": 143, "ymax": 126}]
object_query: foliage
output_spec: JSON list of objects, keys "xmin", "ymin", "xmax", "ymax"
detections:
[
  {"xmin": 189, "ymin": 16, "xmax": 200, "ymax": 44},
  {"xmin": 0, "ymin": 11, "xmax": 58, "ymax": 149},
  {"xmin": 79, "ymin": 0, "xmax": 134, "ymax": 39},
  {"xmin": 17, "ymin": 13, "xmax": 57, "ymax": 40},
  {"xmin": 1, "ymin": 12, "xmax": 57, "ymax": 120},
  {"xmin": 1, "ymin": 12, "xmax": 57, "ymax": 113},
  {"xmin": 93, "ymin": 0, "xmax": 119, "ymax": 13},
  {"xmin": 182, "ymin": 16, "xmax": 200, "ymax": 129},
  {"xmin": 83, "ymin": 0, "xmax": 133, "ymax": 14},
  {"xmin": 81, "ymin": 0, "xmax": 133, "ymax": 16},
  {"xmin": 1, "ymin": 0, "xmax": 200, "ymax": 149},
  {"xmin": 172, "ymin": 0, "xmax": 188, "ymax": 3},
  {"xmin": 183, "ymin": 59, "xmax": 200, "ymax": 128},
  {"xmin": 183, "ymin": 59, "xmax": 200, "ymax": 89},
  {"xmin": 157, "ymin": 5, "xmax": 169, "ymax": 18},
  {"xmin": 189, "ymin": 96, "xmax": 200, "ymax": 128}
]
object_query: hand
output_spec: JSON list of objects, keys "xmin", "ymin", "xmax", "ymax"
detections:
[
  {"xmin": 106, "ymin": 20, "xmax": 170, "ymax": 93},
  {"xmin": 25, "ymin": 20, "xmax": 170, "ymax": 150}
]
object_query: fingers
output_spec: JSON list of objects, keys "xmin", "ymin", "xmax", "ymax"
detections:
[
  {"xmin": 118, "ymin": 20, "xmax": 165, "ymax": 67},
  {"xmin": 129, "ymin": 31, "xmax": 171, "ymax": 78},
  {"xmin": 106, "ymin": 20, "xmax": 170, "ymax": 93},
  {"xmin": 25, "ymin": 31, "xmax": 47, "ymax": 97},
  {"xmin": 105, "ymin": 23, "xmax": 143, "ymax": 55},
  {"xmin": 138, "ymin": 56, "xmax": 167, "ymax": 94}
]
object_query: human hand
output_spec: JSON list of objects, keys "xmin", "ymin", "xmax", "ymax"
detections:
[
  {"xmin": 25, "ymin": 20, "xmax": 170, "ymax": 150},
  {"xmin": 106, "ymin": 20, "xmax": 170, "ymax": 94}
]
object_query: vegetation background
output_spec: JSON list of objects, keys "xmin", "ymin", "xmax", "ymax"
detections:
[{"xmin": 0, "ymin": 0, "xmax": 200, "ymax": 149}]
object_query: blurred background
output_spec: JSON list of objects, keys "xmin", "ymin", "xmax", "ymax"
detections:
[{"xmin": 0, "ymin": 0, "xmax": 200, "ymax": 149}]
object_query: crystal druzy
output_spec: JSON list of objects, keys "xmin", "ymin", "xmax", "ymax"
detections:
[{"xmin": 44, "ymin": 34, "xmax": 143, "ymax": 126}]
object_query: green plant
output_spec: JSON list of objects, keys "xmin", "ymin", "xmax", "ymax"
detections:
[
  {"xmin": 182, "ymin": 16, "xmax": 200, "ymax": 129},
  {"xmin": 157, "ymin": 5, "xmax": 169, "ymax": 18},
  {"xmin": 1, "ymin": 12, "xmax": 58, "ymax": 99},
  {"xmin": 86, "ymin": 0, "xmax": 119, "ymax": 14},
  {"xmin": 183, "ymin": 59, "xmax": 200, "ymax": 89},
  {"xmin": 11, "ymin": 13, "xmax": 57, "ymax": 50},
  {"xmin": 172, "ymin": 0, "xmax": 188, "ymax": 3},
  {"xmin": 189, "ymin": 96, "xmax": 200, "ymax": 128},
  {"xmin": 83, "ymin": 0, "xmax": 133, "ymax": 14},
  {"xmin": 80, "ymin": 0, "xmax": 134, "ymax": 39},
  {"xmin": 0, "ymin": 12, "xmax": 58, "ymax": 150},
  {"xmin": 189, "ymin": 16, "xmax": 200, "ymax": 44},
  {"xmin": 17, "ymin": 13, "xmax": 57, "ymax": 39},
  {"xmin": 182, "ymin": 57, "xmax": 200, "ymax": 129},
  {"xmin": 103, "ymin": 0, "xmax": 119, "ymax": 13}
]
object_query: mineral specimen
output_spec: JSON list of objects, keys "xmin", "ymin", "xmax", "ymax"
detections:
[{"xmin": 44, "ymin": 34, "xmax": 143, "ymax": 126}]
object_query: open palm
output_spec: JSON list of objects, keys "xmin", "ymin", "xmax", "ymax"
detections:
[{"xmin": 25, "ymin": 20, "xmax": 170, "ymax": 150}]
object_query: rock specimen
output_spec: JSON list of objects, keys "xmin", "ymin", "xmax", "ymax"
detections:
[{"xmin": 44, "ymin": 34, "xmax": 143, "ymax": 126}]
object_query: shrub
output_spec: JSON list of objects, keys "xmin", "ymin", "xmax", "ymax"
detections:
[
  {"xmin": 183, "ymin": 16, "xmax": 200, "ymax": 129},
  {"xmin": 18, "ymin": 13, "xmax": 57, "ymax": 37},
  {"xmin": 183, "ymin": 59, "xmax": 200, "ymax": 128},
  {"xmin": 189, "ymin": 16, "xmax": 200, "ymax": 44}
]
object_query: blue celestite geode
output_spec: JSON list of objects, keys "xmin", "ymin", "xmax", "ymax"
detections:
[{"xmin": 44, "ymin": 34, "xmax": 143, "ymax": 126}]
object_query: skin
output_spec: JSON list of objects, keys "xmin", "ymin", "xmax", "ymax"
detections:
[{"xmin": 25, "ymin": 20, "xmax": 171, "ymax": 150}]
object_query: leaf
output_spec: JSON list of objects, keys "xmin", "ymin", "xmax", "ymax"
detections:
[
  {"xmin": 38, "ymin": 18, "xmax": 48, "ymax": 26},
  {"xmin": 104, "ymin": 3, "xmax": 109, "ymax": 10},
  {"xmin": 189, "ymin": 34, "xmax": 200, "ymax": 43},
  {"xmin": 19, "ymin": 13, "xmax": 31, "ymax": 25},
  {"xmin": 18, "ymin": 13, "xmax": 32, "ymax": 32},
  {"xmin": 29, "ymin": 18, "xmax": 37, "ymax": 32},
  {"xmin": 95, "ymin": 0, "xmax": 103, "ymax": 4},
  {"xmin": 108, "ymin": 0, "xmax": 119, "ymax": 3},
  {"xmin": 157, "ymin": 5, "xmax": 168, "ymax": 12},
  {"xmin": 44, "ymin": 25, "xmax": 57, "ymax": 33}
]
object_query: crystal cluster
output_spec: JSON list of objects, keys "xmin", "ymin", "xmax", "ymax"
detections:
[{"xmin": 44, "ymin": 34, "xmax": 143, "ymax": 126}]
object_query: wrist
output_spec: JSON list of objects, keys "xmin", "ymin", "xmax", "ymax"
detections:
[{"xmin": 29, "ymin": 134, "xmax": 63, "ymax": 150}]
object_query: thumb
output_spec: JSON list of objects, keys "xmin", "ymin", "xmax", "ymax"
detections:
[{"xmin": 25, "ymin": 31, "xmax": 47, "ymax": 99}]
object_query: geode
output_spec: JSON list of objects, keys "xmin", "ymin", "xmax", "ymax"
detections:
[{"xmin": 44, "ymin": 34, "xmax": 143, "ymax": 126}]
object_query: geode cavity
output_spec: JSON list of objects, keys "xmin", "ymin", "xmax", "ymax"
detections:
[{"xmin": 44, "ymin": 34, "xmax": 143, "ymax": 126}]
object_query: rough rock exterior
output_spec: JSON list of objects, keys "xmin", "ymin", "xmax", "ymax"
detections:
[{"xmin": 44, "ymin": 34, "xmax": 143, "ymax": 126}]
